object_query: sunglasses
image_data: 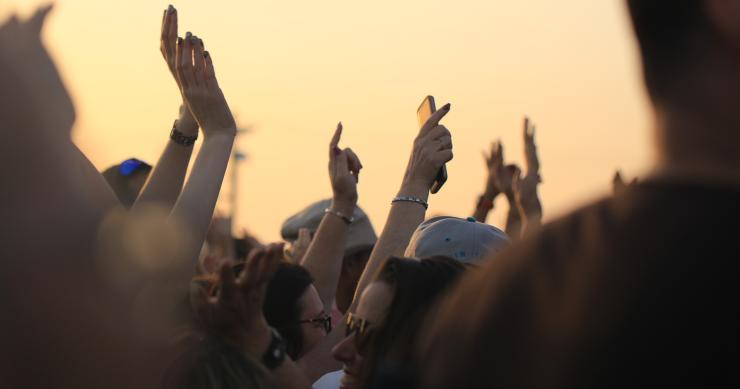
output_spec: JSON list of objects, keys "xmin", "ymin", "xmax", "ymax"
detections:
[
  {"xmin": 299, "ymin": 313, "xmax": 332, "ymax": 334},
  {"xmin": 346, "ymin": 313, "xmax": 376, "ymax": 355},
  {"xmin": 118, "ymin": 158, "xmax": 151, "ymax": 177}
]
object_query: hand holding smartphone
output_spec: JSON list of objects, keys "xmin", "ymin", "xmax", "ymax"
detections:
[{"xmin": 417, "ymin": 95, "xmax": 448, "ymax": 194}]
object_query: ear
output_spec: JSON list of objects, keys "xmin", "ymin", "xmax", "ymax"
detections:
[{"xmin": 706, "ymin": 0, "xmax": 740, "ymax": 49}]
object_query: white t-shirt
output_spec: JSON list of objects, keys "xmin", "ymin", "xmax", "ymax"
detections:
[{"xmin": 313, "ymin": 370, "xmax": 343, "ymax": 389}]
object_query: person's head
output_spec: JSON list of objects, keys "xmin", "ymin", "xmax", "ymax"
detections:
[
  {"xmin": 627, "ymin": 0, "xmax": 740, "ymax": 106},
  {"xmin": 336, "ymin": 245, "xmax": 373, "ymax": 311},
  {"xmin": 101, "ymin": 158, "xmax": 152, "ymax": 208},
  {"xmin": 263, "ymin": 263, "xmax": 330, "ymax": 360},
  {"xmin": 281, "ymin": 200, "xmax": 377, "ymax": 257},
  {"xmin": 163, "ymin": 334, "xmax": 269, "ymax": 389},
  {"xmin": 281, "ymin": 199, "xmax": 377, "ymax": 310},
  {"xmin": 332, "ymin": 256, "xmax": 466, "ymax": 389},
  {"xmin": 405, "ymin": 216, "xmax": 510, "ymax": 264}
]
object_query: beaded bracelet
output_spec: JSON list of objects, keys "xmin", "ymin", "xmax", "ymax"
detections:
[
  {"xmin": 324, "ymin": 208, "xmax": 354, "ymax": 225},
  {"xmin": 392, "ymin": 196, "xmax": 429, "ymax": 210}
]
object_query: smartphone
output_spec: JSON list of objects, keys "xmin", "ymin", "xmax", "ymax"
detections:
[{"xmin": 417, "ymin": 95, "xmax": 448, "ymax": 194}]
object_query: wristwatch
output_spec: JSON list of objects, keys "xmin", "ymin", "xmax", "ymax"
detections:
[
  {"xmin": 261, "ymin": 327, "xmax": 287, "ymax": 370},
  {"xmin": 170, "ymin": 120, "xmax": 198, "ymax": 146}
]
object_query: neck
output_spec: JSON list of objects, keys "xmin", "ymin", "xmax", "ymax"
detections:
[{"xmin": 653, "ymin": 63, "xmax": 740, "ymax": 186}]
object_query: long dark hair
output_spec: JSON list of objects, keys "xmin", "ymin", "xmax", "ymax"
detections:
[
  {"xmin": 263, "ymin": 262, "xmax": 314, "ymax": 360},
  {"xmin": 362, "ymin": 256, "xmax": 466, "ymax": 388}
]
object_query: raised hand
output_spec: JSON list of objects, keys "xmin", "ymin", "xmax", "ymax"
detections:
[
  {"xmin": 483, "ymin": 141, "xmax": 507, "ymax": 197},
  {"xmin": 175, "ymin": 33, "xmax": 236, "ymax": 137},
  {"xmin": 612, "ymin": 170, "xmax": 638, "ymax": 195},
  {"xmin": 523, "ymin": 117, "xmax": 540, "ymax": 177},
  {"xmin": 518, "ymin": 117, "xmax": 542, "ymax": 203},
  {"xmin": 160, "ymin": 6, "xmax": 198, "ymax": 136},
  {"xmin": 190, "ymin": 243, "xmax": 284, "ymax": 359},
  {"xmin": 329, "ymin": 122, "xmax": 362, "ymax": 211},
  {"xmin": 401, "ymin": 103, "xmax": 453, "ymax": 195},
  {"xmin": 511, "ymin": 117, "xmax": 543, "ymax": 231},
  {"xmin": 288, "ymin": 227, "xmax": 312, "ymax": 264},
  {"xmin": 0, "ymin": 4, "xmax": 75, "ymax": 138}
]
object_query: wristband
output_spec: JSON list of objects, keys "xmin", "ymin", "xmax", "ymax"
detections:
[{"xmin": 476, "ymin": 195, "xmax": 494, "ymax": 211}]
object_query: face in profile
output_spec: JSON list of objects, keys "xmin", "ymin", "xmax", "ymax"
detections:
[{"xmin": 331, "ymin": 281, "xmax": 394, "ymax": 389}]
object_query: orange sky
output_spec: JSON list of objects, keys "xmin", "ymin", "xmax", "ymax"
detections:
[{"xmin": 2, "ymin": 0, "xmax": 655, "ymax": 242}]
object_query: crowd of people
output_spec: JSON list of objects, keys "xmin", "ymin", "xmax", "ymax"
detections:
[{"xmin": 2, "ymin": 1, "xmax": 737, "ymax": 388}]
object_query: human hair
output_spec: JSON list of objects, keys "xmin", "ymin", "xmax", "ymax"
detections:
[
  {"xmin": 101, "ymin": 159, "xmax": 152, "ymax": 208},
  {"xmin": 263, "ymin": 262, "xmax": 314, "ymax": 360},
  {"xmin": 361, "ymin": 256, "xmax": 466, "ymax": 388},
  {"xmin": 163, "ymin": 333, "xmax": 270, "ymax": 389},
  {"xmin": 626, "ymin": 0, "xmax": 716, "ymax": 102}
]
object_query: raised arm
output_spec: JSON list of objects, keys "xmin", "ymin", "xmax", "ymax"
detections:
[
  {"xmin": 134, "ymin": 6, "xmax": 199, "ymax": 209},
  {"xmin": 168, "ymin": 31, "xmax": 237, "ymax": 267},
  {"xmin": 300, "ymin": 123, "xmax": 362, "ymax": 310},
  {"xmin": 0, "ymin": 5, "xmax": 116, "ymax": 216},
  {"xmin": 350, "ymin": 102, "xmax": 453, "ymax": 309},
  {"xmin": 512, "ymin": 117, "xmax": 543, "ymax": 235},
  {"xmin": 473, "ymin": 141, "xmax": 504, "ymax": 222}
]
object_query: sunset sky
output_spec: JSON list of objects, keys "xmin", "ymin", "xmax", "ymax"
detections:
[{"xmin": 2, "ymin": 0, "xmax": 655, "ymax": 242}]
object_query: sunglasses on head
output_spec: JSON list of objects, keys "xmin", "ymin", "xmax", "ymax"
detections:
[
  {"xmin": 118, "ymin": 158, "xmax": 150, "ymax": 177},
  {"xmin": 346, "ymin": 313, "xmax": 376, "ymax": 355},
  {"xmin": 299, "ymin": 313, "xmax": 332, "ymax": 334}
]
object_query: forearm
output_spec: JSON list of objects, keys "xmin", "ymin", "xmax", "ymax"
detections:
[
  {"xmin": 518, "ymin": 197, "xmax": 543, "ymax": 236},
  {"xmin": 301, "ymin": 199, "xmax": 352, "ymax": 309},
  {"xmin": 135, "ymin": 129, "xmax": 194, "ymax": 208},
  {"xmin": 473, "ymin": 190, "xmax": 498, "ymax": 223},
  {"xmin": 170, "ymin": 132, "xmax": 234, "ymax": 265},
  {"xmin": 351, "ymin": 182, "xmax": 427, "ymax": 309},
  {"xmin": 237, "ymin": 325, "xmax": 313, "ymax": 389},
  {"xmin": 504, "ymin": 193, "xmax": 522, "ymax": 240}
]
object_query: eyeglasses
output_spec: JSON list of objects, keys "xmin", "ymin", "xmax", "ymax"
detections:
[
  {"xmin": 346, "ymin": 313, "xmax": 376, "ymax": 355},
  {"xmin": 299, "ymin": 313, "xmax": 332, "ymax": 334}
]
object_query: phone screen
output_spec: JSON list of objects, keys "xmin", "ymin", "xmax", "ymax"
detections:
[{"xmin": 416, "ymin": 96, "xmax": 448, "ymax": 194}]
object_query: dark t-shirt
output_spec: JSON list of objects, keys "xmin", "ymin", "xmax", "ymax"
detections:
[{"xmin": 419, "ymin": 179, "xmax": 739, "ymax": 389}]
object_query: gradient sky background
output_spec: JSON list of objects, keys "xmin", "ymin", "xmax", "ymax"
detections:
[{"xmin": 2, "ymin": 0, "xmax": 655, "ymax": 242}]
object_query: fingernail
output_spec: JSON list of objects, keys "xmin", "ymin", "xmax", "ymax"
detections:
[
  {"xmin": 168, "ymin": 5, "xmax": 174, "ymax": 13},
  {"xmin": 442, "ymin": 103, "xmax": 451, "ymax": 110},
  {"xmin": 186, "ymin": 31, "xmax": 192, "ymax": 38},
  {"xmin": 177, "ymin": 37, "xmax": 183, "ymax": 45}
]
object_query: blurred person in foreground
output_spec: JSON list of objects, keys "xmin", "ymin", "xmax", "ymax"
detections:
[
  {"xmin": 1, "ymin": 4, "xmax": 244, "ymax": 387},
  {"xmin": 417, "ymin": 1, "xmax": 740, "ymax": 388}
]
